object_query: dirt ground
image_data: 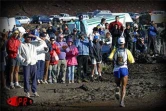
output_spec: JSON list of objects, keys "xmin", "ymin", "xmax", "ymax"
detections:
[{"xmin": 1, "ymin": 63, "xmax": 166, "ymax": 111}]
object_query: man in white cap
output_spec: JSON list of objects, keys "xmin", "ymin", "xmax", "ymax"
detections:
[{"xmin": 108, "ymin": 37, "xmax": 135, "ymax": 107}]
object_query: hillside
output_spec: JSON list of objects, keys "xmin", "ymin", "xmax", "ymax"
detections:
[{"xmin": 1, "ymin": 1, "xmax": 165, "ymax": 17}]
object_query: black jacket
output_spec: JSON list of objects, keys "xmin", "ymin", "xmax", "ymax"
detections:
[{"xmin": 89, "ymin": 41, "xmax": 102, "ymax": 62}]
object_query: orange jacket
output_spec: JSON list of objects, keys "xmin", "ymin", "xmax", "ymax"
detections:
[{"xmin": 6, "ymin": 36, "xmax": 20, "ymax": 58}]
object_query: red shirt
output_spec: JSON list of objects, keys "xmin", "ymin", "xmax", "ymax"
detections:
[
  {"xmin": 7, "ymin": 36, "xmax": 21, "ymax": 58},
  {"xmin": 109, "ymin": 21, "xmax": 123, "ymax": 32},
  {"xmin": 50, "ymin": 43, "xmax": 61, "ymax": 65}
]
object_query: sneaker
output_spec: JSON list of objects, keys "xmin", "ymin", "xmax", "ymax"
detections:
[
  {"xmin": 120, "ymin": 100, "xmax": 125, "ymax": 107},
  {"xmin": 71, "ymin": 80, "xmax": 74, "ymax": 83},
  {"xmin": 10, "ymin": 85, "xmax": 15, "ymax": 89},
  {"xmin": 37, "ymin": 80, "xmax": 40, "ymax": 84},
  {"xmin": 43, "ymin": 80, "xmax": 48, "ymax": 84},
  {"xmin": 25, "ymin": 92, "xmax": 30, "ymax": 98},
  {"xmin": 34, "ymin": 92, "xmax": 40, "ymax": 97},
  {"xmin": 15, "ymin": 84, "xmax": 23, "ymax": 88},
  {"xmin": 115, "ymin": 87, "xmax": 120, "ymax": 100},
  {"xmin": 40, "ymin": 80, "xmax": 45, "ymax": 84}
]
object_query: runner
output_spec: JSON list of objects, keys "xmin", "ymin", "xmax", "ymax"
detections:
[{"xmin": 108, "ymin": 37, "xmax": 135, "ymax": 107}]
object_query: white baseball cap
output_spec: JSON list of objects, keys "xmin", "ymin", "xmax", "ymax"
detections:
[{"xmin": 118, "ymin": 37, "xmax": 125, "ymax": 44}]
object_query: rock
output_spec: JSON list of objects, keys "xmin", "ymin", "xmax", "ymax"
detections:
[{"xmin": 79, "ymin": 84, "xmax": 89, "ymax": 91}]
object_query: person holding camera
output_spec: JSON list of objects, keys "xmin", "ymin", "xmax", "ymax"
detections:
[{"xmin": 75, "ymin": 33, "xmax": 92, "ymax": 83}]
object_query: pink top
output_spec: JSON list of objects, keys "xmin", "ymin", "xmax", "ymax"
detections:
[{"xmin": 66, "ymin": 45, "xmax": 78, "ymax": 66}]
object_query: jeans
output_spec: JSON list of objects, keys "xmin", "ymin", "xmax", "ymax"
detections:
[
  {"xmin": 67, "ymin": 66, "xmax": 75, "ymax": 81},
  {"xmin": 148, "ymin": 36, "xmax": 157, "ymax": 54},
  {"xmin": 48, "ymin": 64, "xmax": 58, "ymax": 83},
  {"xmin": 36, "ymin": 60, "xmax": 45, "ymax": 80}
]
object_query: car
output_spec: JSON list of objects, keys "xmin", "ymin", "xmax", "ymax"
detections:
[
  {"xmin": 15, "ymin": 16, "xmax": 30, "ymax": 24},
  {"xmin": 53, "ymin": 13, "xmax": 78, "ymax": 22},
  {"xmin": 30, "ymin": 15, "xmax": 51, "ymax": 24},
  {"xmin": 49, "ymin": 15, "xmax": 59, "ymax": 21}
]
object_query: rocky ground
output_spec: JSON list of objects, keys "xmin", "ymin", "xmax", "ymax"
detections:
[{"xmin": 1, "ymin": 63, "xmax": 166, "ymax": 111}]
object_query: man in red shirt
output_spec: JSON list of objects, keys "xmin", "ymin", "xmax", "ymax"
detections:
[
  {"xmin": 6, "ymin": 30, "xmax": 23, "ymax": 89},
  {"xmin": 109, "ymin": 16, "xmax": 123, "ymax": 48}
]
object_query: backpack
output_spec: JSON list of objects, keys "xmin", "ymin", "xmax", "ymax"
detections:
[{"xmin": 114, "ymin": 48, "xmax": 127, "ymax": 66}]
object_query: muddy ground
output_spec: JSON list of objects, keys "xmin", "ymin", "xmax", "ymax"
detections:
[{"xmin": 1, "ymin": 63, "xmax": 166, "ymax": 111}]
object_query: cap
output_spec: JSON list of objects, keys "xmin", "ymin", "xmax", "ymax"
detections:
[
  {"xmin": 42, "ymin": 28, "xmax": 46, "ymax": 33},
  {"xmin": 40, "ymin": 33, "xmax": 46, "ymax": 37},
  {"xmin": 118, "ymin": 37, "xmax": 125, "ymax": 44},
  {"xmin": 67, "ymin": 38, "xmax": 73, "ymax": 42},
  {"xmin": 50, "ymin": 37, "xmax": 55, "ymax": 41},
  {"xmin": 94, "ymin": 35, "xmax": 99, "ymax": 40},
  {"xmin": 13, "ymin": 30, "xmax": 19, "ymax": 34},
  {"xmin": 59, "ymin": 34, "xmax": 64, "ymax": 38}
]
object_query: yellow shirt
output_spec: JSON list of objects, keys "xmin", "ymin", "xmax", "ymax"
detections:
[{"xmin": 108, "ymin": 48, "xmax": 135, "ymax": 64}]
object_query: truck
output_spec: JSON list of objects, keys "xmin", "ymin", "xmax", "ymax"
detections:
[
  {"xmin": 0, "ymin": 17, "xmax": 26, "ymax": 33},
  {"xmin": 67, "ymin": 13, "xmax": 133, "ymax": 36},
  {"xmin": 53, "ymin": 13, "xmax": 78, "ymax": 22}
]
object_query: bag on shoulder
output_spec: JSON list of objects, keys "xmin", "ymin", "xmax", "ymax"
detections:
[{"xmin": 51, "ymin": 50, "xmax": 59, "ymax": 61}]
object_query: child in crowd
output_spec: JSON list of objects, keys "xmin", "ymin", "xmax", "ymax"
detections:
[
  {"xmin": 48, "ymin": 37, "xmax": 61, "ymax": 84},
  {"xmin": 66, "ymin": 38, "xmax": 78, "ymax": 83}
]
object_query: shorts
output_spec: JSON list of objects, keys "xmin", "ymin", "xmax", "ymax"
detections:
[
  {"xmin": 92, "ymin": 58, "xmax": 102, "ymax": 65},
  {"xmin": 0, "ymin": 63, "xmax": 5, "ymax": 71},
  {"xmin": 113, "ymin": 68, "xmax": 128, "ymax": 78},
  {"xmin": 8, "ymin": 58, "xmax": 20, "ymax": 67}
]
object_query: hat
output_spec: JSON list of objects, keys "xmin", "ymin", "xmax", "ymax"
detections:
[
  {"xmin": 13, "ymin": 30, "xmax": 19, "ymax": 34},
  {"xmin": 50, "ymin": 37, "xmax": 55, "ymax": 41},
  {"xmin": 93, "ymin": 35, "xmax": 99, "ymax": 40},
  {"xmin": 42, "ymin": 28, "xmax": 46, "ymax": 33},
  {"xmin": 118, "ymin": 37, "xmax": 125, "ymax": 44},
  {"xmin": 40, "ymin": 33, "xmax": 46, "ymax": 37},
  {"xmin": 59, "ymin": 34, "xmax": 64, "ymax": 38},
  {"xmin": 23, "ymin": 33, "xmax": 31, "ymax": 38},
  {"xmin": 67, "ymin": 38, "xmax": 73, "ymax": 42}
]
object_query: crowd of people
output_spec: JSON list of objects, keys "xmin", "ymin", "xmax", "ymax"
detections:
[{"xmin": 0, "ymin": 15, "xmax": 165, "ymax": 107}]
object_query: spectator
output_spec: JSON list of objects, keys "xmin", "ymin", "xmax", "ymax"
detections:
[
  {"xmin": 63, "ymin": 24, "xmax": 71, "ymax": 37},
  {"xmin": 108, "ymin": 37, "xmax": 135, "ymax": 107},
  {"xmin": 101, "ymin": 32, "xmax": 112, "ymax": 61},
  {"xmin": 34, "ymin": 25, "xmax": 40, "ymax": 37},
  {"xmin": 68, "ymin": 28, "xmax": 79, "ymax": 45},
  {"xmin": 75, "ymin": 34, "xmax": 91, "ymax": 83},
  {"xmin": 109, "ymin": 16, "xmax": 123, "ymax": 48},
  {"xmin": 136, "ymin": 38, "xmax": 146, "ymax": 53},
  {"xmin": 148, "ymin": 21, "xmax": 158, "ymax": 56},
  {"xmin": 17, "ymin": 33, "xmax": 48, "ymax": 97},
  {"xmin": 124, "ymin": 24, "xmax": 133, "ymax": 52},
  {"xmin": 75, "ymin": 14, "xmax": 87, "ymax": 35},
  {"xmin": 133, "ymin": 27, "xmax": 139, "ymax": 56},
  {"xmin": 66, "ymin": 38, "xmax": 78, "ymax": 83},
  {"xmin": 6, "ymin": 30, "xmax": 23, "ymax": 89},
  {"xmin": 12, "ymin": 25, "xmax": 17, "ymax": 33},
  {"xmin": 88, "ymin": 27, "xmax": 100, "ymax": 41},
  {"xmin": 89, "ymin": 35, "xmax": 103, "ymax": 82},
  {"xmin": 43, "ymin": 35, "xmax": 52, "ymax": 84},
  {"xmin": 0, "ymin": 32, "xmax": 10, "ymax": 90},
  {"xmin": 42, "ymin": 28, "xmax": 50, "ymax": 41},
  {"xmin": 48, "ymin": 37, "xmax": 61, "ymax": 84},
  {"xmin": 55, "ymin": 34, "xmax": 68, "ymax": 83},
  {"xmin": 47, "ymin": 24, "xmax": 56, "ymax": 38},
  {"xmin": 97, "ymin": 18, "xmax": 106, "ymax": 36},
  {"xmin": 104, "ymin": 23, "xmax": 110, "ymax": 35},
  {"xmin": 36, "ymin": 33, "xmax": 49, "ymax": 84}
]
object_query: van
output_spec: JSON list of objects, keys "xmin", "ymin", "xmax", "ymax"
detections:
[
  {"xmin": 31, "ymin": 15, "xmax": 51, "ymax": 24},
  {"xmin": 0, "ymin": 17, "xmax": 26, "ymax": 33}
]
